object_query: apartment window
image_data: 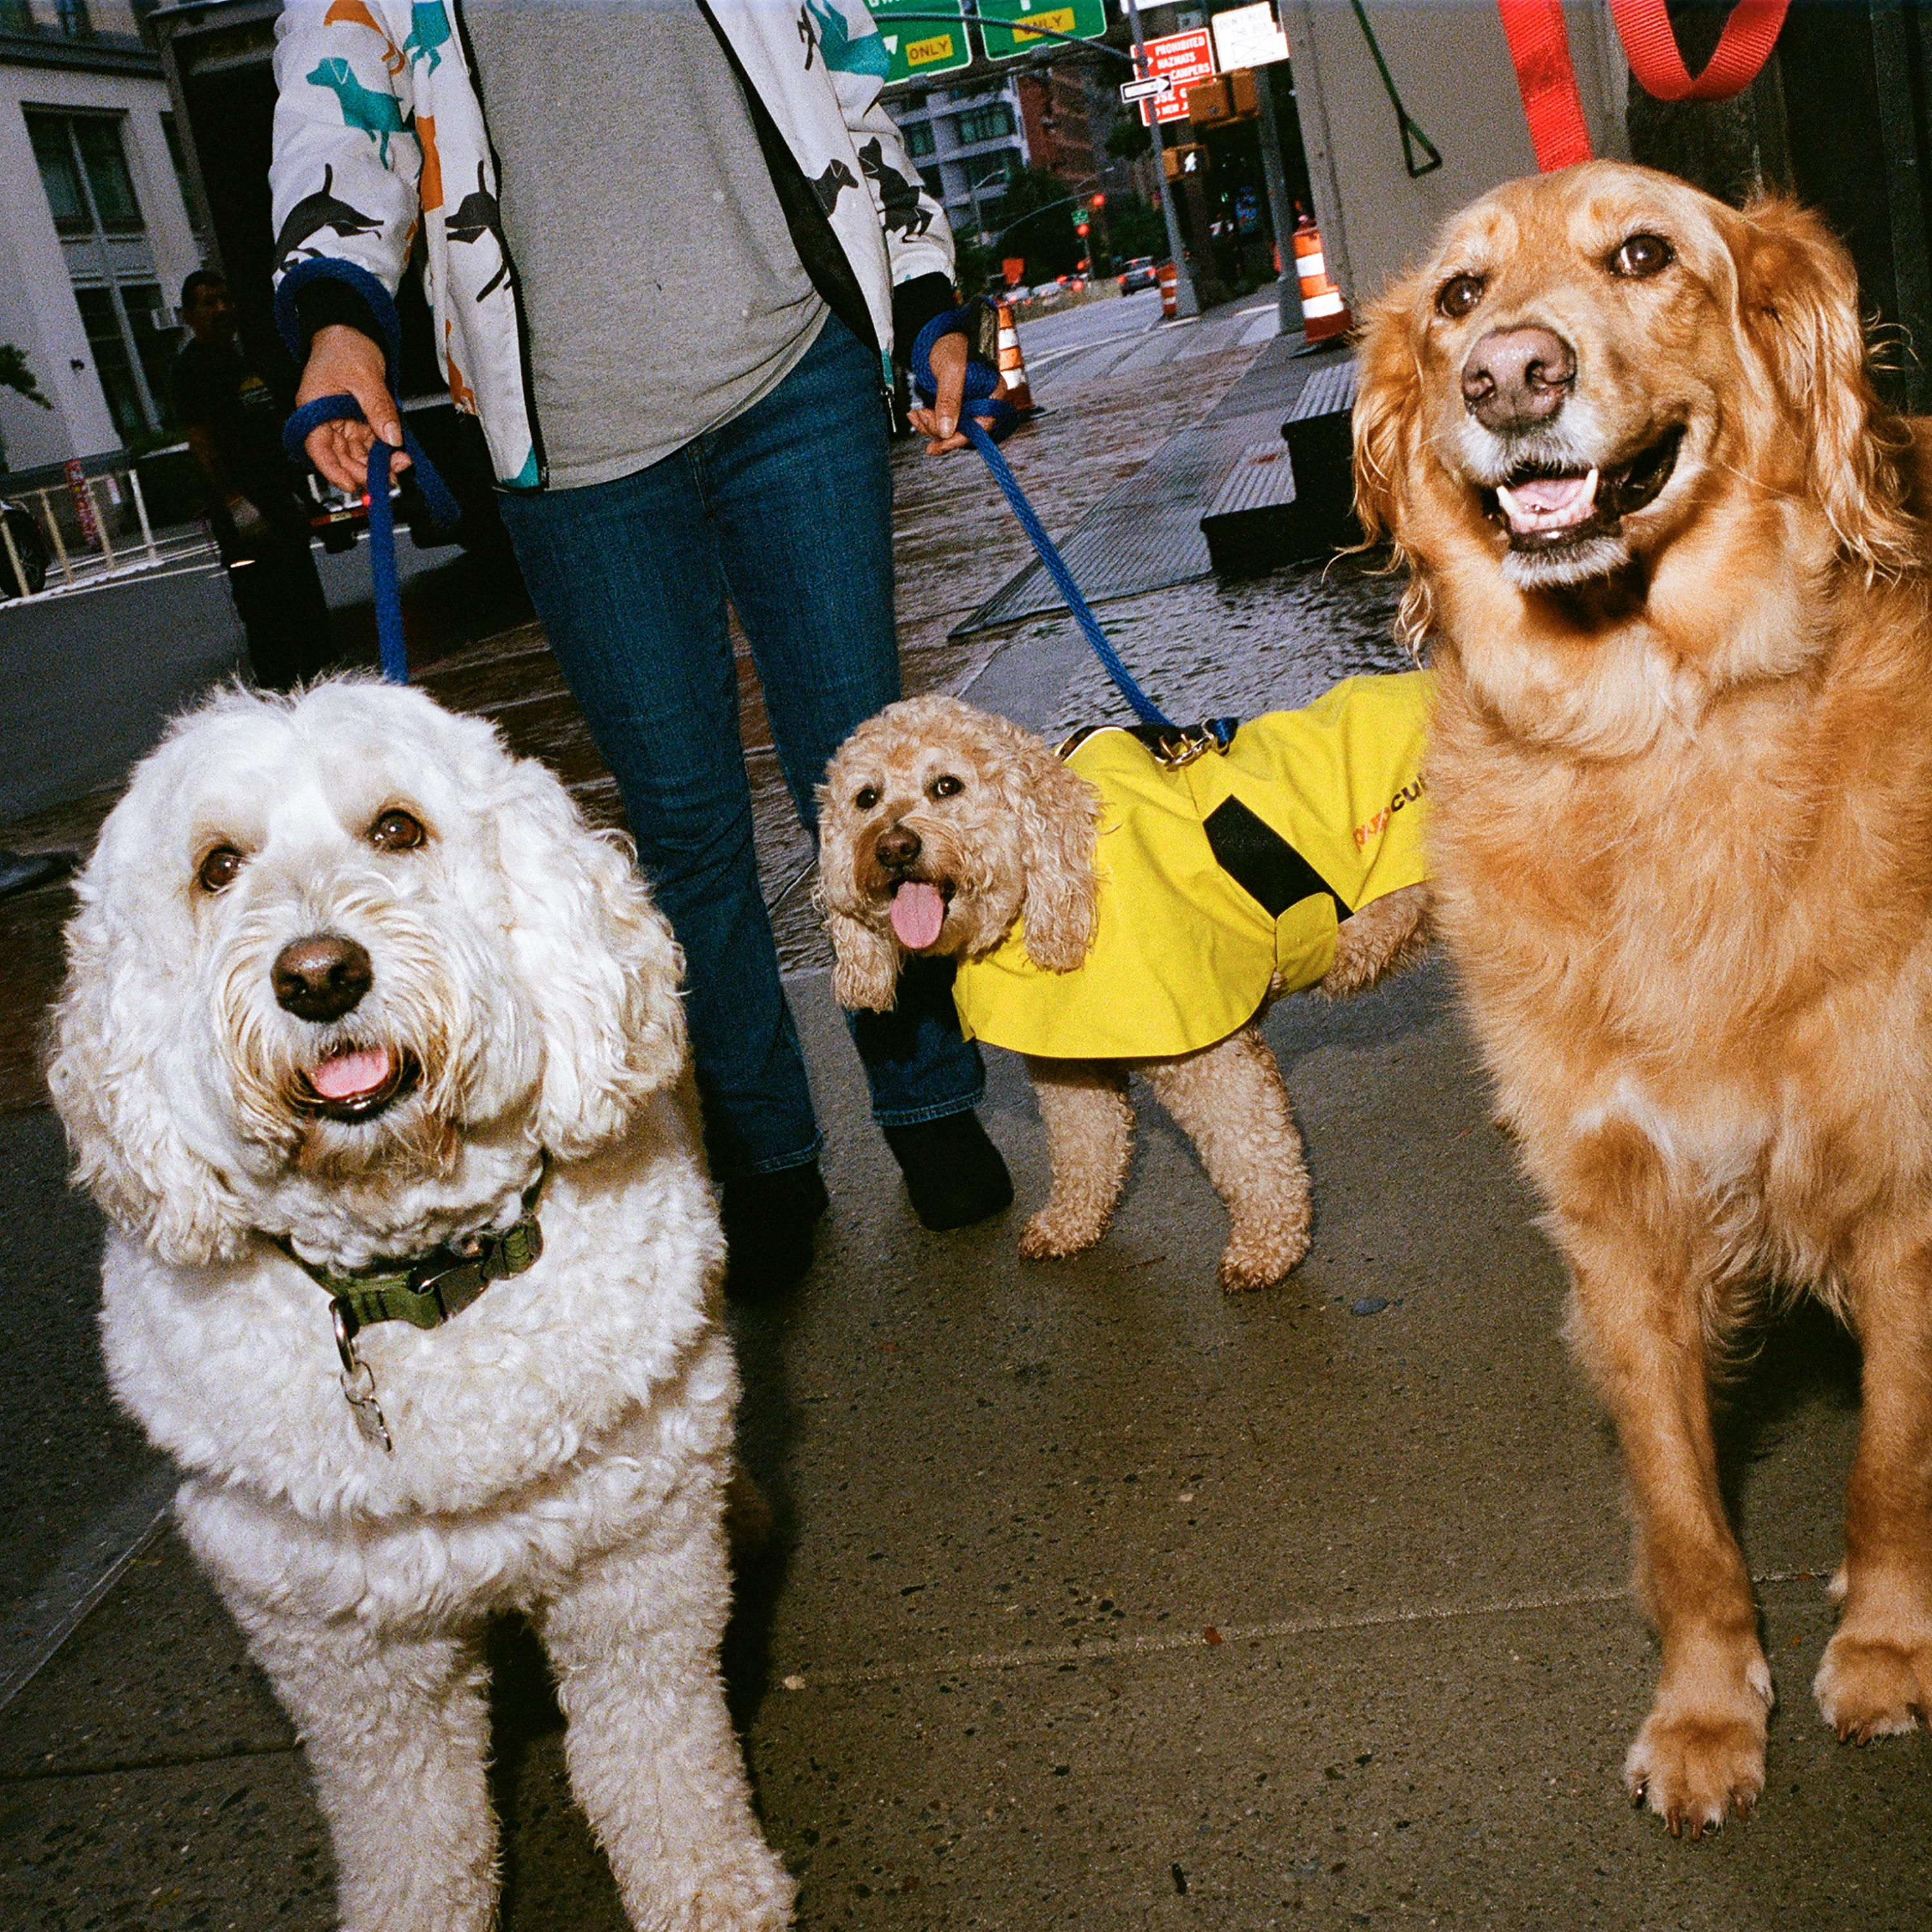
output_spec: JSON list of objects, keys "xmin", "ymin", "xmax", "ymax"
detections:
[
  {"xmin": 902, "ymin": 117, "xmax": 936, "ymax": 159},
  {"xmin": 74, "ymin": 287, "xmax": 144, "ymax": 440},
  {"xmin": 26, "ymin": 106, "xmax": 169, "ymax": 441},
  {"xmin": 28, "ymin": 109, "xmax": 144, "ymax": 236},
  {"xmin": 0, "ymin": 3, "xmax": 37, "ymax": 33},
  {"xmin": 54, "ymin": 0, "xmax": 91, "ymax": 36},
  {"xmin": 951, "ymin": 101, "xmax": 1015, "ymax": 146}
]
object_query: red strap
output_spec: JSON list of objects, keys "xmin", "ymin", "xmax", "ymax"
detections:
[
  {"xmin": 1497, "ymin": 0, "xmax": 1593, "ymax": 172},
  {"xmin": 1609, "ymin": 0, "xmax": 1790, "ymax": 102}
]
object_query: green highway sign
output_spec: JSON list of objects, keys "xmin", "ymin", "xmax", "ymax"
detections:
[
  {"xmin": 869, "ymin": 1, "xmax": 974, "ymax": 81},
  {"xmin": 978, "ymin": 0, "xmax": 1108, "ymax": 62}
]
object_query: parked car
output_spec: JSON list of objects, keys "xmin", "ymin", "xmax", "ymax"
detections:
[
  {"xmin": 0, "ymin": 499, "xmax": 48, "ymax": 599},
  {"xmin": 1118, "ymin": 256, "xmax": 1160, "ymax": 293}
]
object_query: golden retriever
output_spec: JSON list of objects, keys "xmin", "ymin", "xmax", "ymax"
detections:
[{"xmin": 1352, "ymin": 159, "xmax": 1932, "ymax": 1837}]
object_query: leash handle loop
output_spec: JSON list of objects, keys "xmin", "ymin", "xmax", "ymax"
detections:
[
  {"xmin": 911, "ymin": 308, "xmax": 1231, "ymax": 748},
  {"xmin": 282, "ymin": 393, "xmax": 460, "ymax": 686}
]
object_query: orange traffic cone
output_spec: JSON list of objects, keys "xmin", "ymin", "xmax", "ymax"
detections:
[
  {"xmin": 994, "ymin": 301, "xmax": 1036, "ymax": 415},
  {"xmin": 1291, "ymin": 212, "xmax": 1352, "ymax": 343}
]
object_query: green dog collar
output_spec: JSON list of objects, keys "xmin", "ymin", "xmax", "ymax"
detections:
[{"xmin": 274, "ymin": 1152, "xmax": 549, "ymax": 1343}]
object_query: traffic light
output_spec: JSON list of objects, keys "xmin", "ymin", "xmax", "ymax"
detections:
[
  {"xmin": 1090, "ymin": 193, "xmax": 1104, "ymax": 210},
  {"xmin": 1076, "ymin": 220, "xmax": 1090, "ymax": 237}
]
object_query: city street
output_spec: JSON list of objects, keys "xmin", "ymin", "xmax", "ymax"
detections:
[{"xmin": 5, "ymin": 294, "xmax": 1931, "ymax": 1931}]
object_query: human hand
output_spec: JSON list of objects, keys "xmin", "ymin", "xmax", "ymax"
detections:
[
  {"xmin": 297, "ymin": 323, "xmax": 408, "ymax": 495},
  {"xmin": 226, "ymin": 494, "xmax": 269, "ymax": 540},
  {"xmin": 907, "ymin": 328, "xmax": 972, "ymax": 455}
]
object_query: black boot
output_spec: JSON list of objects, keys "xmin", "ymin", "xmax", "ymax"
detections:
[
  {"xmin": 883, "ymin": 1112, "xmax": 1013, "ymax": 1231},
  {"xmin": 721, "ymin": 1161, "xmax": 829, "ymax": 1300}
]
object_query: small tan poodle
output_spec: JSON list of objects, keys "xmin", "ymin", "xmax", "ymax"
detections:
[{"xmin": 816, "ymin": 683, "xmax": 1433, "ymax": 1289}]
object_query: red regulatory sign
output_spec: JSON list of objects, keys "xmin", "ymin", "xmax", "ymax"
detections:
[{"xmin": 1137, "ymin": 26, "xmax": 1215, "ymax": 124}]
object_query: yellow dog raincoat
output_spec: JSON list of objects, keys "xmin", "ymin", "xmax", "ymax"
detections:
[{"xmin": 951, "ymin": 672, "xmax": 1432, "ymax": 1059}]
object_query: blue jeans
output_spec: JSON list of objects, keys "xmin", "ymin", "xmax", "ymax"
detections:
[{"xmin": 498, "ymin": 315, "xmax": 985, "ymax": 1180}]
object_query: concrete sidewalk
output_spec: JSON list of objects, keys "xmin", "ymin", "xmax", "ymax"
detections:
[
  {"xmin": 4, "ymin": 307, "xmax": 1931, "ymax": 1929},
  {"xmin": 6, "ymin": 965, "xmax": 1927, "ymax": 1929}
]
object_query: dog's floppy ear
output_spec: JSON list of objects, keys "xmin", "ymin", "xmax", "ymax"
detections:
[
  {"xmin": 824, "ymin": 909, "xmax": 902, "ymax": 1012},
  {"xmin": 1351, "ymin": 274, "xmax": 1427, "ymax": 553},
  {"xmin": 490, "ymin": 763, "xmax": 688, "ymax": 1157},
  {"xmin": 1001, "ymin": 726, "xmax": 1101, "ymax": 972},
  {"xmin": 1734, "ymin": 195, "xmax": 1915, "ymax": 578},
  {"xmin": 49, "ymin": 889, "xmax": 254, "ymax": 1265},
  {"xmin": 1351, "ymin": 273, "xmax": 1437, "ymax": 647}
]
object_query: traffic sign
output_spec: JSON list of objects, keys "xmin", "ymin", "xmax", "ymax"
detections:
[
  {"xmin": 1119, "ymin": 74, "xmax": 1173, "ymax": 103},
  {"xmin": 870, "ymin": 0, "xmax": 973, "ymax": 82},
  {"xmin": 979, "ymin": 0, "xmax": 1108, "ymax": 62},
  {"xmin": 1209, "ymin": 1, "xmax": 1290, "ymax": 71},
  {"xmin": 1135, "ymin": 26, "xmax": 1215, "ymax": 124}
]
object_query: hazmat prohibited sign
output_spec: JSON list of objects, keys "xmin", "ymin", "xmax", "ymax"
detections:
[
  {"xmin": 979, "ymin": 0, "xmax": 1107, "ymax": 61},
  {"xmin": 1137, "ymin": 26, "xmax": 1215, "ymax": 123}
]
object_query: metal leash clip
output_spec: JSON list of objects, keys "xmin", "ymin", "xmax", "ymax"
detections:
[
  {"xmin": 1148, "ymin": 722, "xmax": 1230, "ymax": 769},
  {"xmin": 332, "ymin": 1303, "xmax": 393, "ymax": 1453}
]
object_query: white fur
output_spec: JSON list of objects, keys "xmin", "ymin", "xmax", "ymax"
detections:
[{"xmin": 49, "ymin": 678, "xmax": 791, "ymax": 1932}]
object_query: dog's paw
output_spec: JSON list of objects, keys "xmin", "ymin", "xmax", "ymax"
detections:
[
  {"xmin": 1814, "ymin": 1631, "xmax": 1932, "ymax": 1743},
  {"xmin": 1622, "ymin": 1670, "xmax": 1770, "ymax": 1838},
  {"xmin": 1217, "ymin": 1217, "xmax": 1310, "ymax": 1292},
  {"xmin": 1018, "ymin": 1208, "xmax": 1104, "ymax": 1260}
]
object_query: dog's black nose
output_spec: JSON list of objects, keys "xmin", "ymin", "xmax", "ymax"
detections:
[
  {"xmin": 272, "ymin": 934, "xmax": 373, "ymax": 1022},
  {"xmin": 1461, "ymin": 326, "xmax": 1575, "ymax": 432},
  {"xmin": 875, "ymin": 823, "xmax": 922, "ymax": 871}
]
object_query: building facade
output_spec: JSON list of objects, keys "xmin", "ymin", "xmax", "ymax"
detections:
[
  {"xmin": 0, "ymin": 0, "xmax": 201, "ymax": 475},
  {"xmin": 885, "ymin": 73, "xmax": 1034, "ymax": 243}
]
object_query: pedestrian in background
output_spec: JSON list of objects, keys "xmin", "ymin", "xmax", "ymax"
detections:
[
  {"xmin": 272, "ymin": 0, "xmax": 1005, "ymax": 1293},
  {"xmin": 173, "ymin": 270, "xmax": 335, "ymax": 691}
]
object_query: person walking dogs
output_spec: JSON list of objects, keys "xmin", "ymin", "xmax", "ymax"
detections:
[
  {"xmin": 272, "ymin": 0, "xmax": 1007, "ymax": 1293},
  {"xmin": 173, "ymin": 269, "xmax": 335, "ymax": 691}
]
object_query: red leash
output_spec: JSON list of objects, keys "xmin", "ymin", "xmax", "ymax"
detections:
[
  {"xmin": 1498, "ymin": 0, "xmax": 1790, "ymax": 173},
  {"xmin": 1497, "ymin": 0, "xmax": 1593, "ymax": 171},
  {"xmin": 1609, "ymin": 0, "xmax": 1790, "ymax": 102}
]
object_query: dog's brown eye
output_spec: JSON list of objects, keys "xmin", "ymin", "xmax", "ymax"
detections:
[
  {"xmin": 854, "ymin": 785, "xmax": 879, "ymax": 811},
  {"xmin": 1436, "ymin": 274, "xmax": 1484, "ymax": 319},
  {"xmin": 370, "ymin": 808, "xmax": 425, "ymax": 851},
  {"xmin": 197, "ymin": 846, "xmax": 243, "ymax": 894},
  {"xmin": 929, "ymin": 773, "xmax": 964, "ymax": 799},
  {"xmin": 1610, "ymin": 232, "xmax": 1673, "ymax": 279}
]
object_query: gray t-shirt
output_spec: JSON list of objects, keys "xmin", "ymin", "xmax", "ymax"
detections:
[{"xmin": 464, "ymin": 0, "xmax": 829, "ymax": 489}]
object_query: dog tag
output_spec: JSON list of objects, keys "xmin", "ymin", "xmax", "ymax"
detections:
[
  {"xmin": 333, "ymin": 1305, "xmax": 393, "ymax": 1452},
  {"xmin": 339, "ymin": 1362, "xmax": 393, "ymax": 1452}
]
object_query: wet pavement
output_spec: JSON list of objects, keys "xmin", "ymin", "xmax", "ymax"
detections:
[{"xmin": 6, "ymin": 299, "xmax": 1930, "ymax": 1931}]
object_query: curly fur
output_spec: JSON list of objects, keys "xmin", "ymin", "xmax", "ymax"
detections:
[
  {"xmin": 48, "ymin": 679, "xmax": 791, "ymax": 1932},
  {"xmin": 816, "ymin": 693, "xmax": 1428, "ymax": 1290},
  {"xmin": 1353, "ymin": 160, "xmax": 1932, "ymax": 1837}
]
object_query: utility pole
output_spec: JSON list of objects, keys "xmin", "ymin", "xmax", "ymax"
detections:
[{"xmin": 1121, "ymin": 0, "xmax": 1198, "ymax": 319}]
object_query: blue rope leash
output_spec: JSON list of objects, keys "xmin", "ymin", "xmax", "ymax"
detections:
[
  {"xmin": 911, "ymin": 307, "xmax": 1235, "ymax": 752},
  {"xmin": 276, "ymin": 265, "xmax": 460, "ymax": 685},
  {"xmin": 282, "ymin": 396, "xmax": 460, "ymax": 686}
]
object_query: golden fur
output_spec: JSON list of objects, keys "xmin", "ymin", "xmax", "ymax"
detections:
[
  {"xmin": 1353, "ymin": 159, "xmax": 1932, "ymax": 1835},
  {"xmin": 817, "ymin": 693, "xmax": 1429, "ymax": 1290}
]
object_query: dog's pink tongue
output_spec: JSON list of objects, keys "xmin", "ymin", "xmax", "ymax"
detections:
[
  {"xmin": 309, "ymin": 1047, "xmax": 392, "ymax": 1101},
  {"xmin": 889, "ymin": 881, "xmax": 946, "ymax": 950},
  {"xmin": 1497, "ymin": 469, "xmax": 1598, "ymax": 535}
]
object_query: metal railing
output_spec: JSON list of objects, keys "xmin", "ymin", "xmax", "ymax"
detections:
[{"xmin": 2, "ymin": 459, "xmax": 214, "ymax": 601}]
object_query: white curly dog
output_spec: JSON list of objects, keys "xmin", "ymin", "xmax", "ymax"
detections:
[{"xmin": 48, "ymin": 679, "xmax": 791, "ymax": 1932}]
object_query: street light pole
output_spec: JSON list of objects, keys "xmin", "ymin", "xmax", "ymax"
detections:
[{"xmin": 1121, "ymin": 0, "xmax": 1199, "ymax": 318}]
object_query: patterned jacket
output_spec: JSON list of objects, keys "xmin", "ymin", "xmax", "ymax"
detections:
[{"xmin": 269, "ymin": 0, "xmax": 954, "ymax": 488}]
